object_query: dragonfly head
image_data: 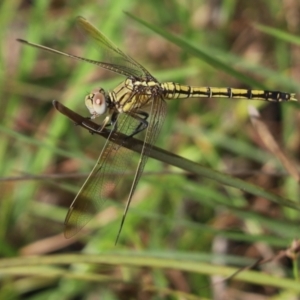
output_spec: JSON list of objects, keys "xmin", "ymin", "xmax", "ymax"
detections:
[{"xmin": 85, "ymin": 88, "xmax": 108, "ymax": 119}]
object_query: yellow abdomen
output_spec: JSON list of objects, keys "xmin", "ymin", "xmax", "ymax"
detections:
[{"xmin": 161, "ymin": 82, "xmax": 296, "ymax": 102}]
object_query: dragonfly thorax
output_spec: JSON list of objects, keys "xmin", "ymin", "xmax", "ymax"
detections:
[
  {"xmin": 108, "ymin": 78, "xmax": 161, "ymax": 114},
  {"xmin": 85, "ymin": 88, "xmax": 108, "ymax": 119}
]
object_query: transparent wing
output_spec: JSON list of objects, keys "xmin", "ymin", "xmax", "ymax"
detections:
[
  {"xmin": 64, "ymin": 112, "xmax": 139, "ymax": 238},
  {"xmin": 17, "ymin": 17, "xmax": 155, "ymax": 79},
  {"xmin": 64, "ymin": 96, "xmax": 167, "ymax": 239},
  {"xmin": 76, "ymin": 16, "xmax": 155, "ymax": 80},
  {"xmin": 115, "ymin": 95, "xmax": 167, "ymax": 243}
]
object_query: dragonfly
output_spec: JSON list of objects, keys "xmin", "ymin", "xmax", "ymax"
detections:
[{"xmin": 17, "ymin": 17, "xmax": 297, "ymax": 242}]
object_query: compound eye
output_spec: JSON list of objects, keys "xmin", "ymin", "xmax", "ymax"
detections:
[{"xmin": 85, "ymin": 89, "xmax": 107, "ymax": 118}]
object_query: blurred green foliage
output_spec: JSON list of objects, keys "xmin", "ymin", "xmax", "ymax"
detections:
[{"xmin": 0, "ymin": 0, "xmax": 300, "ymax": 298}]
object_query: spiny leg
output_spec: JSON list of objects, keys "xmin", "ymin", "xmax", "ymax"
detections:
[
  {"xmin": 82, "ymin": 112, "xmax": 119, "ymax": 134},
  {"xmin": 127, "ymin": 111, "xmax": 149, "ymax": 137}
]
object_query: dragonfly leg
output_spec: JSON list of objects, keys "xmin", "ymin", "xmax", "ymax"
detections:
[
  {"xmin": 72, "ymin": 116, "xmax": 91, "ymax": 127},
  {"xmin": 81, "ymin": 122, "xmax": 101, "ymax": 134},
  {"xmin": 127, "ymin": 111, "xmax": 149, "ymax": 137},
  {"xmin": 82, "ymin": 111, "xmax": 119, "ymax": 134}
]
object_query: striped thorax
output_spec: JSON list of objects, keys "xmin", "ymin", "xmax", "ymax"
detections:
[{"xmin": 110, "ymin": 78, "xmax": 159, "ymax": 113}]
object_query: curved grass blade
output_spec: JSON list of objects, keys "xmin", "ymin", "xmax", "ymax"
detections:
[
  {"xmin": 125, "ymin": 12, "xmax": 267, "ymax": 89},
  {"xmin": 53, "ymin": 101, "xmax": 300, "ymax": 214},
  {"xmin": 255, "ymin": 24, "xmax": 300, "ymax": 47}
]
